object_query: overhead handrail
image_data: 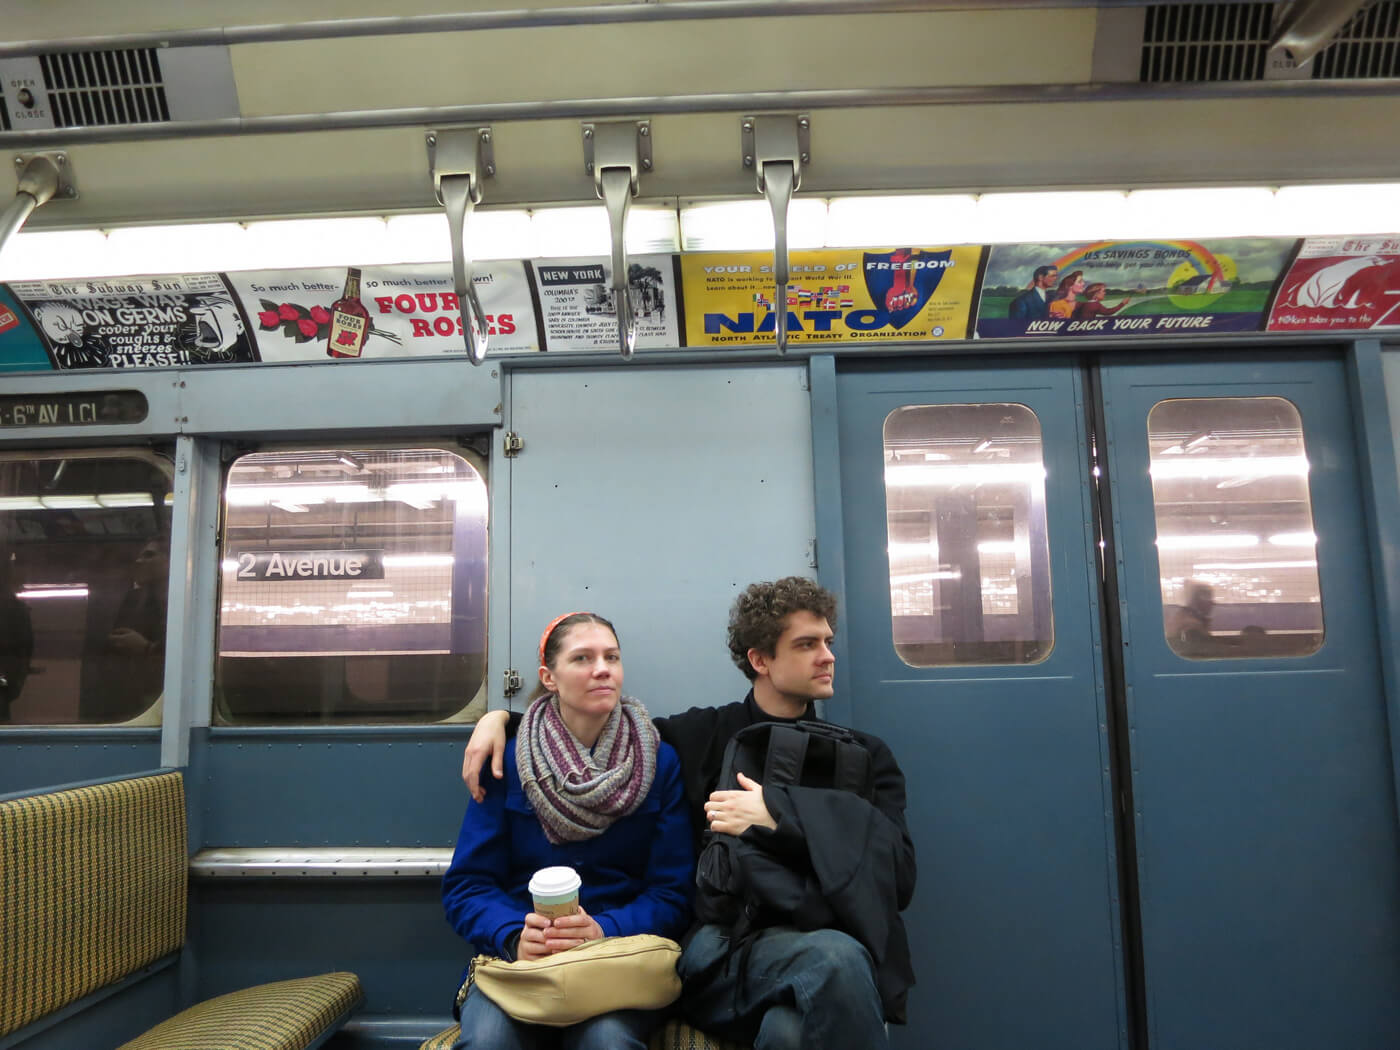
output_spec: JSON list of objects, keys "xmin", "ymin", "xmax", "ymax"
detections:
[
  {"xmin": 585, "ymin": 120, "xmax": 651, "ymax": 359},
  {"xmin": 0, "ymin": 152, "xmax": 70, "ymax": 261},
  {"xmin": 430, "ymin": 128, "xmax": 494, "ymax": 365},
  {"xmin": 744, "ymin": 115, "xmax": 809, "ymax": 353}
]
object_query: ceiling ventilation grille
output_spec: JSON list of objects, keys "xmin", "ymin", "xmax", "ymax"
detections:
[
  {"xmin": 39, "ymin": 48, "xmax": 170, "ymax": 128},
  {"xmin": 1309, "ymin": 1, "xmax": 1400, "ymax": 78},
  {"xmin": 1140, "ymin": 3, "xmax": 1275, "ymax": 82},
  {"xmin": 1138, "ymin": 2, "xmax": 1400, "ymax": 82}
]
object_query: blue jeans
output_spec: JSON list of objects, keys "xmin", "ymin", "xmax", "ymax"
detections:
[
  {"xmin": 678, "ymin": 924, "xmax": 887, "ymax": 1049},
  {"xmin": 453, "ymin": 985, "xmax": 664, "ymax": 1050}
]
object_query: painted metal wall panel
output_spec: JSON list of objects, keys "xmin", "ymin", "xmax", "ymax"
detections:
[{"xmin": 505, "ymin": 363, "xmax": 815, "ymax": 716}]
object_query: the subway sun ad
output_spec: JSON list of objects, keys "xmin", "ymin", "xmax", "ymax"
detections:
[{"xmin": 681, "ymin": 246, "xmax": 982, "ymax": 346}]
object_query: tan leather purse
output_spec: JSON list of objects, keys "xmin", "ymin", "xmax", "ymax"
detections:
[{"xmin": 455, "ymin": 934, "xmax": 682, "ymax": 1027}]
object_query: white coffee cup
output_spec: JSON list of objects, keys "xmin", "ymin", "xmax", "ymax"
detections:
[{"xmin": 529, "ymin": 866, "xmax": 581, "ymax": 919}]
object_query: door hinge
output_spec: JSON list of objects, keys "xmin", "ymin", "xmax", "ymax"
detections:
[
  {"xmin": 503, "ymin": 432, "xmax": 524, "ymax": 457},
  {"xmin": 503, "ymin": 668, "xmax": 523, "ymax": 697}
]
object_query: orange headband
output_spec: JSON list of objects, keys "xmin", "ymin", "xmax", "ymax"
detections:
[{"xmin": 538, "ymin": 611, "xmax": 595, "ymax": 666}]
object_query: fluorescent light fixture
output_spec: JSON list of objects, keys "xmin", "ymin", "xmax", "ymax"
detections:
[
  {"xmin": 381, "ymin": 554, "xmax": 456, "ymax": 567},
  {"xmin": 976, "ymin": 540, "xmax": 1023, "ymax": 554},
  {"xmin": 531, "ymin": 206, "xmax": 611, "ymax": 257},
  {"xmin": 242, "ymin": 218, "xmax": 389, "ymax": 270},
  {"xmin": 270, "ymin": 501, "xmax": 308, "ymax": 513},
  {"xmin": 884, "ymin": 463, "xmax": 1047, "ymax": 486},
  {"xmin": 826, "ymin": 195, "xmax": 979, "ymax": 248},
  {"xmin": 227, "ymin": 484, "xmax": 337, "ymax": 506},
  {"xmin": 95, "ymin": 492, "xmax": 154, "ymax": 508},
  {"xmin": 384, "ymin": 210, "xmax": 533, "ymax": 263},
  {"xmin": 1192, "ymin": 560, "xmax": 1318, "ymax": 570},
  {"xmin": 106, "ymin": 223, "xmax": 253, "ymax": 274},
  {"xmin": 975, "ymin": 191, "xmax": 1129, "ymax": 244},
  {"xmin": 1155, "ymin": 533, "xmax": 1260, "ymax": 550},
  {"xmin": 1274, "ymin": 183, "xmax": 1400, "ymax": 237},
  {"xmin": 0, "ymin": 229, "xmax": 111, "ymax": 280},
  {"xmin": 18, "ymin": 586, "xmax": 89, "ymax": 599},
  {"xmin": 8, "ymin": 182, "xmax": 1400, "ymax": 282},
  {"xmin": 887, "ymin": 541, "xmax": 940, "ymax": 559},
  {"xmin": 220, "ymin": 559, "xmax": 238, "ymax": 572},
  {"xmin": 1149, "ymin": 455, "xmax": 1309, "ymax": 480},
  {"xmin": 626, "ymin": 206, "xmax": 681, "ymax": 254},
  {"xmin": 39, "ymin": 494, "xmax": 100, "ymax": 509},
  {"xmin": 0, "ymin": 496, "xmax": 45, "ymax": 510},
  {"xmin": 680, "ymin": 199, "xmax": 828, "ymax": 252},
  {"xmin": 890, "ymin": 570, "xmax": 963, "ymax": 584},
  {"xmin": 1123, "ymin": 187, "xmax": 1278, "ymax": 239},
  {"xmin": 1268, "ymin": 531, "xmax": 1317, "ymax": 546}
]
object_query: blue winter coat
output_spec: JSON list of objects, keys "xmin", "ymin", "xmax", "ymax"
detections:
[{"xmin": 442, "ymin": 736, "xmax": 694, "ymax": 959}]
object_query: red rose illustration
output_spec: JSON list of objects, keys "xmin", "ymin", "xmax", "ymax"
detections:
[
  {"xmin": 309, "ymin": 305, "xmax": 331, "ymax": 324},
  {"xmin": 278, "ymin": 303, "xmax": 299, "ymax": 320},
  {"xmin": 258, "ymin": 310, "xmax": 280, "ymax": 328},
  {"xmin": 296, "ymin": 318, "xmax": 319, "ymax": 338}
]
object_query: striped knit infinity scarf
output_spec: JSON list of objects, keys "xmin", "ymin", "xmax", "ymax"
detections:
[{"xmin": 516, "ymin": 693, "xmax": 659, "ymax": 844}]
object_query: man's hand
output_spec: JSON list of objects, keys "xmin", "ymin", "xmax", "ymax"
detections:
[
  {"xmin": 542, "ymin": 907, "xmax": 604, "ymax": 953},
  {"xmin": 462, "ymin": 710, "xmax": 510, "ymax": 802},
  {"xmin": 704, "ymin": 771, "xmax": 777, "ymax": 836}
]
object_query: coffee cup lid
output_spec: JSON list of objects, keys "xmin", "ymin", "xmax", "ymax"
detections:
[{"xmin": 529, "ymin": 866, "xmax": 581, "ymax": 897}]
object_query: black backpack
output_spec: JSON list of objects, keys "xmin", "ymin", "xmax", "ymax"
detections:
[{"xmin": 694, "ymin": 720, "xmax": 875, "ymax": 936}]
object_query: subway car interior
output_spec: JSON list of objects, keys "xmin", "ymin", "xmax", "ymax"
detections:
[{"xmin": 3, "ymin": 2, "xmax": 1400, "ymax": 1049}]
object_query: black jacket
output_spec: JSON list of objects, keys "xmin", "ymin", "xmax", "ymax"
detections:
[{"xmin": 659, "ymin": 693, "xmax": 917, "ymax": 1022}]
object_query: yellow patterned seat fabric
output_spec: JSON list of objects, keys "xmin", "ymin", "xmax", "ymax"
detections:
[
  {"xmin": 0, "ymin": 772, "xmax": 186, "ymax": 1037},
  {"xmin": 116, "ymin": 972, "xmax": 363, "ymax": 1050},
  {"xmin": 418, "ymin": 1018, "xmax": 748, "ymax": 1050}
]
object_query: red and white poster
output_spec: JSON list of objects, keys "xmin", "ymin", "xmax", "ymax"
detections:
[
  {"xmin": 1267, "ymin": 236, "xmax": 1400, "ymax": 331},
  {"xmin": 227, "ymin": 262, "xmax": 538, "ymax": 360}
]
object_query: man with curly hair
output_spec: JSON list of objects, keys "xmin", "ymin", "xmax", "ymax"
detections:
[{"xmin": 461, "ymin": 577, "xmax": 915, "ymax": 1048}]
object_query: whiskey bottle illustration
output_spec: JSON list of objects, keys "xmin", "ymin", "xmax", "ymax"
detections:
[{"xmin": 326, "ymin": 267, "xmax": 370, "ymax": 358}]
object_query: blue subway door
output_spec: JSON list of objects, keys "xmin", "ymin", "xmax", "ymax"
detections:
[
  {"xmin": 835, "ymin": 358, "xmax": 1127, "ymax": 1050},
  {"xmin": 1100, "ymin": 353, "xmax": 1400, "ymax": 1049}
]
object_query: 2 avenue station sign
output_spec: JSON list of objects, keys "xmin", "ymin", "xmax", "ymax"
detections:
[{"xmin": 232, "ymin": 549, "xmax": 384, "ymax": 581}]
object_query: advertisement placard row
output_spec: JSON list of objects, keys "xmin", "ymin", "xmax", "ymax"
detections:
[{"xmin": 3, "ymin": 236, "xmax": 1399, "ymax": 372}]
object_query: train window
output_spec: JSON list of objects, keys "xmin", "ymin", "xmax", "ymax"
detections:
[
  {"xmin": 1148, "ymin": 397, "xmax": 1323, "ymax": 659},
  {"xmin": 0, "ymin": 451, "xmax": 172, "ymax": 726},
  {"xmin": 215, "ymin": 447, "xmax": 488, "ymax": 724},
  {"xmin": 883, "ymin": 404, "xmax": 1054, "ymax": 666}
]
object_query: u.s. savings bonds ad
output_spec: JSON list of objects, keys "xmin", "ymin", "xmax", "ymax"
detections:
[{"xmin": 681, "ymin": 247, "xmax": 982, "ymax": 347}]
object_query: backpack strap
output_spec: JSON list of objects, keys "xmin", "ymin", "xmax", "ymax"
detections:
[
  {"xmin": 831, "ymin": 735, "xmax": 874, "ymax": 797},
  {"xmin": 762, "ymin": 724, "xmax": 811, "ymax": 788}
]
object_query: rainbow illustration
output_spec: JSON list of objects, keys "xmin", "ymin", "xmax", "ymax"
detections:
[{"xmin": 1053, "ymin": 240, "xmax": 1226, "ymax": 284}]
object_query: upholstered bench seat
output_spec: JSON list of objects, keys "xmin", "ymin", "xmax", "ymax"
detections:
[
  {"xmin": 419, "ymin": 1017, "xmax": 747, "ymax": 1050},
  {"xmin": 1, "ymin": 772, "xmax": 363, "ymax": 1050},
  {"xmin": 116, "ymin": 972, "xmax": 362, "ymax": 1050}
]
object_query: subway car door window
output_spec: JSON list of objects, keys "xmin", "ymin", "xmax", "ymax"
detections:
[
  {"xmin": 882, "ymin": 402, "xmax": 1054, "ymax": 666},
  {"xmin": 0, "ymin": 451, "xmax": 173, "ymax": 726},
  {"xmin": 1147, "ymin": 397, "xmax": 1323, "ymax": 659},
  {"xmin": 216, "ymin": 447, "xmax": 488, "ymax": 724}
]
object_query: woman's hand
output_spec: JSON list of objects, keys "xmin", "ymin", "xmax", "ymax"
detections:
[
  {"xmin": 517, "ymin": 908, "xmax": 605, "ymax": 958},
  {"xmin": 516, "ymin": 912, "xmax": 555, "ymax": 961},
  {"xmin": 542, "ymin": 907, "xmax": 605, "ymax": 953}
]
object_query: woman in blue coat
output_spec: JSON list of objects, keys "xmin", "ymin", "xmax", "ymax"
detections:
[{"xmin": 442, "ymin": 612, "xmax": 693, "ymax": 1050}]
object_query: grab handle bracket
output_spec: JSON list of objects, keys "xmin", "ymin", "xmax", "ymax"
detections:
[{"xmin": 429, "ymin": 127, "xmax": 495, "ymax": 365}]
